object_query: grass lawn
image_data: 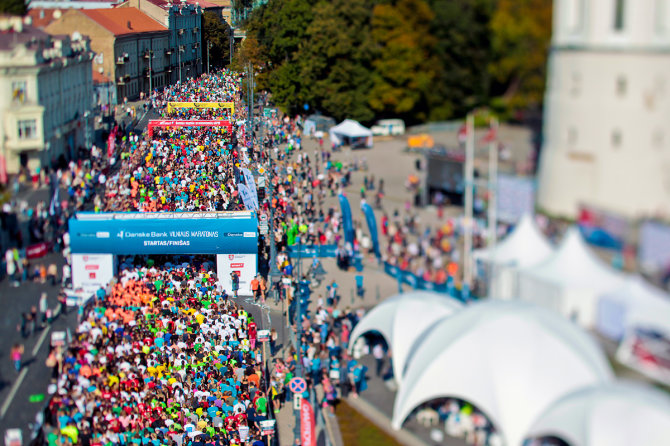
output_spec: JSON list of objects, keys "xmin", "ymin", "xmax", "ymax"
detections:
[{"xmin": 335, "ymin": 400, "xmax": 402, "ymax": 446}]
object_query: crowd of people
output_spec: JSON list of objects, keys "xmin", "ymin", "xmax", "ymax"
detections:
[{"xmin": 45, "ymin": 258, "xmax": 271, "ymax": 446}]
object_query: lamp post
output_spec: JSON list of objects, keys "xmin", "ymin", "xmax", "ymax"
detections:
[
  {"xmin": 207, "ymin": 40, "xmax": 212, "ymax": 74},
  {"xmin": 178, "ymin": 45, "xmax": 184, "ymax": 83},
  {"xmin": 84, "ymin": 111, "xmax": 91, "ymax": 149}
]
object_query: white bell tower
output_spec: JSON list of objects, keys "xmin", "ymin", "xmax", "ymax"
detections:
[{"xmin": 536, "ymin": 0, "xmax": 670, "ymax": 219}]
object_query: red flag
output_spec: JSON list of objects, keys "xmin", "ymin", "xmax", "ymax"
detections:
[
  {"xmin": 481, "ymin": 126, "xmax": 497, "ymax": 144},
  {"xmin": 457, "ymin": 124, "xmax": 468, "ymax": 144},
  {"xmin": 300, "ymin": 400, "xmax": 316, "ymax": 446}
]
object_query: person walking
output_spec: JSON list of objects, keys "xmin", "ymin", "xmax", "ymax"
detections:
[
  {"xmin": 39, "ymin": 292, "xmax": 49, "ymax": 328},
  {"xmin": 250, "ymin": 275, "xmax": 260, "ymax": 301},
  {"xmin": 30, "ymin": 305, "xmax": 38, "ymax": 335},
  {"xmin": 10, "ymin": 344, "xmax": 23, "ymax": 373},
  {"xmin": 373, "ymin": 343, "xmax": 385, "ymax": 377},
  {"xmin": 231, "ymin": 271, "xmax": 240, "ymax": 298}
]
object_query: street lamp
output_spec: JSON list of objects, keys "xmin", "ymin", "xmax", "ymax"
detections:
[
  {"xmin": 178, "ymin": 45, "xmax": 185, "ymax": 83},
  {"xmin": 207, "ymin": 40, "xmax": 212, "ymax": 74}
]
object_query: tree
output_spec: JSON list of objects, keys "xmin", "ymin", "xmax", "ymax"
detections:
[
  {"xmin": 489, "ymin": 0, "xmax": 552, "ymax": 110},
  {"xmin": 201, "ymin": 11, "xmax": 231, "ymax": 70},
  {"xmin": 425, "ymin": 0, "xmax": 495, "ymax": 120},
  {"xmin": 0, "ymin": 0, "xmax": 27, "ymax": 15},
  {"xmin": 369, "ymin": 0, "xmax": 437, "ymax": 122},
  {"xmin": 298, "ymin": 0, "xmax": 378, "ymax": 122}
]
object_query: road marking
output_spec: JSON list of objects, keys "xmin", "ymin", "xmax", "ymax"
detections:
[
  {"xmin": 32, "ymin": 326, "xmax": 51, "ymax": 357},
  {"xmin": 1, "ymin": 368, "xmax": 28, "ymax": 419}
]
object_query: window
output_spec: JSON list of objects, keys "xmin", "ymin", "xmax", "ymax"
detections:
[
  {"xmin": 612, "ymin": 129, "xmax": 622, "ymax": 148},
  {"xmin": 17, "ymin": 119, "xmax": 37, "ymax": 140},
  {"xmin": 11, "ymin": 80, "xmax": 26, "ymax": 103},
  {"xmin": 653, "ymin": 130, "xmax": 664, "ymax": 149},
  {"xmin": 568, "ymin": 127, "xmax": 578, "ymax": 145},
  {"xmin": 566, "ymin": 0, "xmax": 583, "ymax": 32},
  {"xmin": 656, "ymin": 0, "xmax": 667, "ymax": 34},
  {"xmin": 616, "ymin": 75, "xmax": 627, "ymax": 96},
  {"xmin": 614, "ymin": 0, "xmax": 625, "ymax": 31},
  {"xmin": 570, "ymin": 72, "xmax": 581, "ymax": 97}
]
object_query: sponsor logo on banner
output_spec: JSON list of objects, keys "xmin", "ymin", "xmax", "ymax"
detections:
[
  {"xmin": 300, "ymin": 400, "xmax": 316, "ymax": 446},
  {"xmin": 26, "ymin": 242, "xmax": 49, "ymax": 259},
  {"xmin": 230, "ymin": 263, "xmax": 245, "ymax": 268},
  {"xmin": 228, "ymin": 255, "xmax": 235, "ymax": 260},
  {"xmin": 85, "ymin": 265, "xmax": 99, "ymax": 270}
]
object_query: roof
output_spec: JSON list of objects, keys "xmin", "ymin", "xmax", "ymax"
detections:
[
  {"xmin": 81, "ymin": 7, "xmax": 167, "ymax": 36},
  {"xmin": 92, "ymin": 69, "xmax": 111, "ymax": 83},
  {"xmin": 140, "ymin": 0, "xmax": 216, "ymax": 10},
  {"xmin": 0, "ymin": 25, "xmax": 50, "ymax": 51},
  {"xmin": 526, "ymin": 382, "xmax": 670, "ymax": 446},
  {"xmin": 27, "ymin": 9, "xmax": 64, "ymax": 28},
  {"xmin": 392, "ymin": 300, "xmax": 613, "ymax": 446},
  {"xmin": 474, "ymin": 214, "xmax": 554, "ymax": 268}
]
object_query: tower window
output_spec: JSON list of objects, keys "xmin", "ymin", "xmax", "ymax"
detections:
[
  {"xmin": 612, "ymin": 129, "xmax": 622, "ymax": 148},
  {"xmin": 568, "ymin": 127, "xmax": 578, "ymax": 145},
  {"xmin": 614, "ymin": 0, "xmax": 625, "ymax": 31},
  {"xmin": 616, "ymin": 76, "xmax": 627, "ymax": 96}
]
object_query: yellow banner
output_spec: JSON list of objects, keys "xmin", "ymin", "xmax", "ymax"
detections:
[{"xmin": 167, "ymin": 102, "xmax": 235, "ymax": 114}]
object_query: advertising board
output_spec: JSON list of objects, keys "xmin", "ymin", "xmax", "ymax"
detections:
[
  {"xmin": 217, "ymin": 253, "xmax": 258, "ymax": 297},
  {"xmin": 71, "ymin": 253, "xmax": 116, "ymax": 293}
]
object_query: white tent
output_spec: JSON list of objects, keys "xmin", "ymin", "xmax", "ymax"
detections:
[
  {"xmin": 517, "ymin": 227, "xmax": 627, "ymax": 328},
  {"xmin": 525, "ymin": 382, "xmax": 670, "ymax": 446},
  {"xmin": 348, "ymin": 291, "xmax": 462, "ymax": 383},
  {"xmin": 596, "ymin": 275, "xmax": 670, "ymax": 340},
  {"xmin": 392, "ymin": 300, "xmax": 613, "ymax": 446},
  {"xmin": 473, "ymin": 214, "xmax": 554, "ymax": 299},
  {"xmin": 329, "ymin": 119, "xmax": 373, "ymax": 148}
]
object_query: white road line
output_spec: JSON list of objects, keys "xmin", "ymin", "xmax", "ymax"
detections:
[
  {"xmin": 32, "ymin": 326, "xmax": 51, "ymax": 357},
  {"xmin": 1, "ymin": 368, "xmax": 28, "ymax": 419}
]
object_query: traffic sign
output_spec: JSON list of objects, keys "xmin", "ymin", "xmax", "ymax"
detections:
[{"xmin": 289, "ymin": 377, "xmax": 307, "ymax": 394}]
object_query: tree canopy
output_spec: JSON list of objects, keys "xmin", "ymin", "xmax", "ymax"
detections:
[
  {"xmin": 242, "ymin": 0, "xmax": 552, "ymax": 124},
  {"xmin": 202, "ymin": 12, "xmax": 232, "ymax": 70}
]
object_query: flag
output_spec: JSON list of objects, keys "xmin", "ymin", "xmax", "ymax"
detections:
[
  {"xmin": 481, "ymin": 126, "xmax": 497, "ymax": 144},
  {"xmin": 361, "ymin": 202, "xmax": 380, "ymax": 259},
  {"xmin": 338, "ymin": 194, "xmax": 355, "ymax": 246},
  {"xmin": 457, "ymin": 124, "xmax": 468, "ymax": 144}
]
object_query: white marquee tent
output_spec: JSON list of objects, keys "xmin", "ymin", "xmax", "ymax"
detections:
[
  {"xmin": 517, "ymin": 227, "xmax": 627, "ymax": 328},
  {"xmin": 329, "ymin": 119, "xmax": 373, "ymax": 148},
  {"xmin": 348, "ymin": 291, "xmax": 462, "ymax": 383},
  {"xmin": 525, "ymin": 382, "xmax": 670, "ymax": 446},
  {"xmin": 473, "ymin": 214, "xmax": 554, "ymax": 299},
  {"xmin": 392, "ymin": 300, "xmax": 613, "ymax": 446},
  {"xmin": 596, "ymin": 275, "xmax": 670, "ymax": 340}
]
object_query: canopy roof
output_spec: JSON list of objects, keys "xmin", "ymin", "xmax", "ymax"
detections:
[
  {"xmin": 602, "ymin": 275, "xmax": 670, "ymax": 334},
  {"xmin": 392, "ymin": 300, "xmax": 613, "ymax": 446},
  {"xmin": 521, "ymin": 227, "xmax": 625, "ymax": 289},
  {"xmin": 349, "ymin": 291, "xmax": 462, "ymax": 382},
  {"xmin": 330, "ymin": 119, "xmax": 373, "ymax": 138},
  {"xmin": 473, "ymin": 214, "xmax": 554, "ymax": 267},
  {"xmin": 526, "ymin": 382, "xmax": 670, "ymax": 446}
]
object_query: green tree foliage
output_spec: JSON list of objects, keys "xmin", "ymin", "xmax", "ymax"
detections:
[
  {"xmin": 369, "ymin": 0, "xmax": 437, "ymax": 122},
  {"xmin": 0, "ymin": 0, "xmax": 27, "ymax": 15},
  {"xmin": 489, "ymin": 0, "xmax": 552, "ymax": 109},
  {"xmin": 244, "ymin": 0, "xmax": 550, "ymax": 123},
  {"xmin": 201, "ymin": 12, "xmax": 231, "ymax": 70}
]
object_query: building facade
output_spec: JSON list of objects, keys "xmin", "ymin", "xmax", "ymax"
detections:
[
  {"xmin": 45, "ymin": 8, "xmax": 169, "ymax": 102},
  {"xmin": 119, "ymin": 0, "xmax": 202, "ymax": 84},
  {"xmin": 0, "ymin": 16, "xmax": 93, "ymax": 176},
  {"xmin": 537, "ymin": 0, "xmax": 670, "ymax": 219}
]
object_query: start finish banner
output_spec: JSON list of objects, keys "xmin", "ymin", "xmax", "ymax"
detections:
[
  {"xmin": 167, "ymin": 102, "xmax": 235, "ymax": 114},
  {"xmin": 68, "ymin": 213, "xmax": 258, "ymax": 255}
]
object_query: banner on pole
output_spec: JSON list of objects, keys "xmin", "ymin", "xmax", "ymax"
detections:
[
  {"xmin": 300, "ymin": 400, "xmax": 316, "ymax": 446},
  {"xmin": 338, "ymin": 194, "xmax": 355, "ymax": 246},
  {"xmin": 361, "ymin": 202, "xmax": 381, "ymax": 258}
]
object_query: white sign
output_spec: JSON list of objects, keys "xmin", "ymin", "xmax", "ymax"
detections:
[
  {"xmin": 71, "ymin": 254, "xmax": 116, "ymax": 293},
  {"xmin": 293, "ymin": 392, "xmax": 302, "ymax": 409},
  {"xmin": 257, "ymin": 329, "xmax": 270, "ymax": 342},
  {"xmin": 4, "ymin": 429, "xmax": 21, "ymax": 446},
  {"xmin": 51, "ymin": 331, "xmax": 66, "ymax": 347},
  {"xmin": 217, "ymin": 253, "xmax": 257, "ymax": 296},
  {"xmin": 260, "ymin": 419, "xmax": 276, "ymax": 436}
]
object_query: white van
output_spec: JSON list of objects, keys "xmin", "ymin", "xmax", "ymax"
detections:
[{"xmin": 371, "ymin": 119, "xmax": 406, "ymax": 136}]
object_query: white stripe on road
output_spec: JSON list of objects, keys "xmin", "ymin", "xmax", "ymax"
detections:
[
  {"xmin": 32, "ymin": 326, "xmax": 51, "ymax": 357},
  {"xmin": 1, "ymin": 368, "xmax": 28, "ymax": 419}
]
